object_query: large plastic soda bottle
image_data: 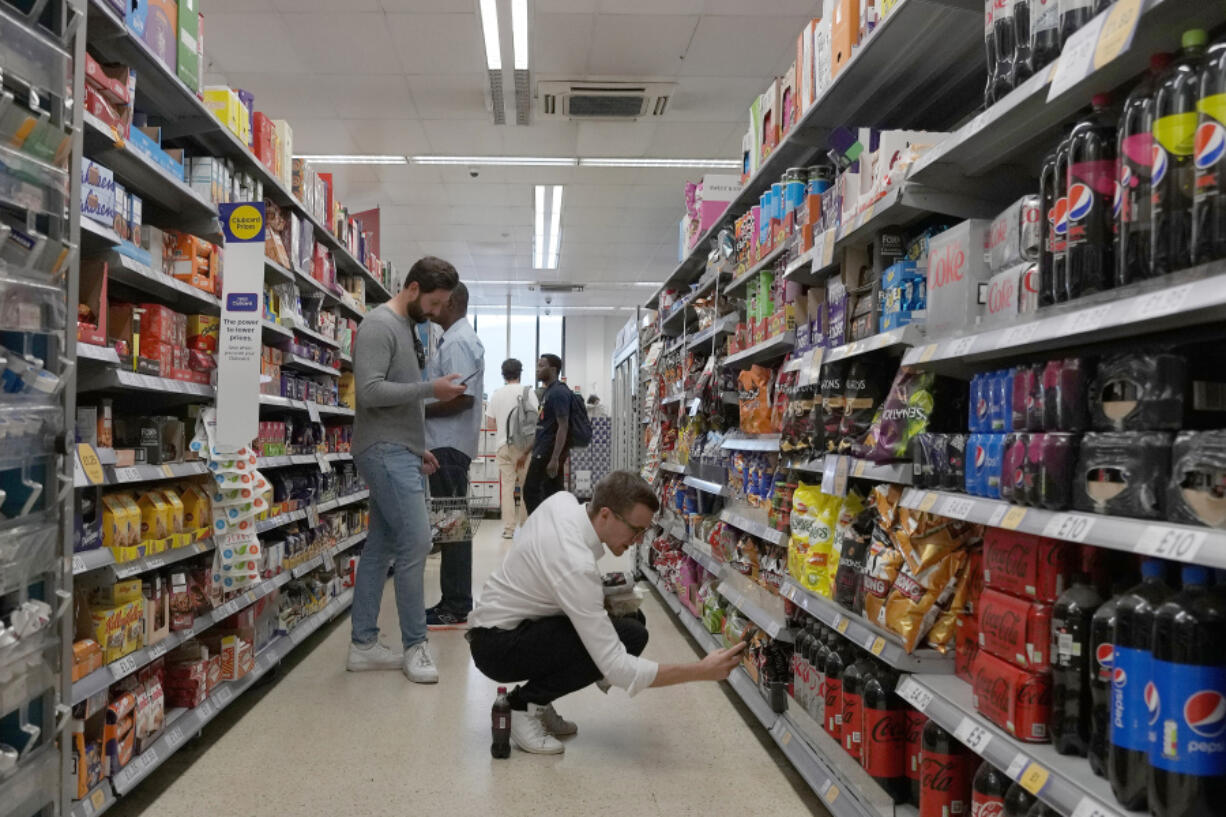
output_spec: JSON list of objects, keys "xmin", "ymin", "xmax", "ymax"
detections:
[
  {"xmin": 1052, "ymin": 136, "xmax": 1073, "ymax": 303},
  {"xmin": 1089, "ymin": 571, "xmax": 1136, "ymax": 776},
  {"xmin": 863, "ymin": 667, "xmax": 909, "ymax": 803},
  {"xmin": 1051, "ymin": 553, "xmax": 1103, "ymax": 755},
  {"xmin": 491, "ymin": 686, "xmax": 512, "ymax": 758},
  {"xmin": 1029, "ymin": 0, "xmax": 1059, "ymax": 73},
  {"xmin": 985, "ymin": 1, "xmax": 999, "ymax": 107},
  {"xmin": 811, "ymin": 629, "xmax": 834, "ymax": 724},
  {"xmin": 1039, "ymin": 150, "xmax": 1058, "ymax": 306},
  {"xmin": 1192, "ymin": 37, "xmax": 1226, "ymax": 266},
  {"xmin": 1109, "ymin": 558, "xmax": 1173, "ymax": 811},
  {"xmin": 842, "ymin": 656, "xmax": 874, "ymax": 760},
  {"xmin": 1057, "ymin": 0, "xmax": 1092, "ymax": 48},
  {"xmin": 1118, "ymin": 53, "xmax": 1175, "ymax": 286},
  {"xmin": 1012, "ymin": 0, "xmax": 1033, "ymax": 86},
  {"xmin": 1003, "ymin": 782, "xmax": 1037, "ymax": 817},
  {"xmin": 1066, "ymin": 93, "xmax": 1118, "ymax": 300},
  {"xmin": 992, "ymin": 0, "xmax": 1016, "ymax": 102},
  {"xmin": 824, "ymin": 641, "xmax": 850, "ymax": 742},
  {"xmin": 793, "ymin": 625, "xmax": 813, "ymax": 712},
  {"xmin": 920, "ymin": 720, "xmax": 974, "ymax": 817},
  {"xmin": 971, "ymin": 760, "xmax": 1011, "ymax": 817},
  {"xmin": 1149, "ymin": 564, "xmax": 1226, "ymax": 817},
  {"xmin": 1153, "ymin": 30, "xmax": 1210, "ymax": 278},
  {"xmin": 906, "ymin": 708, "xmax": 928, "ymax": 806}
]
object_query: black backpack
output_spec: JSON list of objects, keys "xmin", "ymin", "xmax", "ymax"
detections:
[{"xmin": 568, "ymin": 391, "xmax": 593, "ymax": 448}]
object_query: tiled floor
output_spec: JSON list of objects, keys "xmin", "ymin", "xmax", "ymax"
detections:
[{"xmin": 108, "ymin": 522, "xmax": 828, "ymax": 817}]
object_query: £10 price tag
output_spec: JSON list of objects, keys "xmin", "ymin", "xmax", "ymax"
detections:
[
  {"xmin": 954, "ymin": 717, "xmax": 992, "ymax": 753},
  {"xmin": 1042, "ymin": 512, "xmax": 1096, "ymax": 543},
  {"xmin": 1137, "ymin": 525, "xmax": 1207, "ymax": 562}
]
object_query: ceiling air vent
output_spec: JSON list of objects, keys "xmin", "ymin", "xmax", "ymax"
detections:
[
  {"xmin": 538, "ymin": 81, "xmax": 674, "ymax": 121},
  {"xmin": 530, "ymin": 282, "xmax": 585, "ymax": 294}
]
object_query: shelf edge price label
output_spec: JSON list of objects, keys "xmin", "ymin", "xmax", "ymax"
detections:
[
  {"xmin": 306, "ymin": 402, "xmax": 322, "ymax": 424},
  {"xmin": 949, "ymin": 335, "xmax": 976, "ymax": 357},
  {"xmin": 72, "ymin": 554, "xmax": 87, "ymax": 573},
  {"xmin": 999, "ymin": 506, "xmax": 1028, "ymax": 530},
  {"xmin": 917, "ymin": 493, "xmax": 939, "ymax": 513},
  {"xmin": 897, "ymin": 676, "xmax": 933, "ymax": 712},
  {"xmin": 1071, "ymin": 796, "xmax": 1117, "ymax": 817},
  {"xmin": 115, "ymin": 466, "xmax": 140, "ymax": 483},
  {"xmin": 90, "ymin": 787, "xmax": 107, "ymax": 812},
  {"xmin": 1136, "ymin": 525, "xmax": 1207, "ymax": 563},
  {"xmin": 820, "ymin": 780, "xmax": 839, "ymax": 804},
  {"xmin": 1048, "ymin": 13, "xmax": 1107, "ymax": 101},
  {"xmin": 942, "ymin": 496, "xmax": 976, "ymax": 520},
  {"xmin": 918, "ymin": 343, "xmax": 938, "ymax": 363},
  {"xmin": 1019, "ymin": 762, "xmax": 1049, "ymax": 795},
  {"xmin": 954, "ymin": 716, "xmax": 992, "ymax": 753},
  {"xmin": 77, "ymin": 443, "xmax": 106, "ymax": 485},
  {"xmin": 111, "ymin": 654, "xmax": 139, "ymax": 679},
  {"xmin": 1041, "ymin": 512, "xmax": 1095, "ymax": 543},
  {"xmin": 1131, "ymin": 282, "xmax": 1194, "ymax": 322},
  {"xmin": 836, "ymin": 617, "xmax": 850, "ymax": 634},
  {"xmin": 1092, "ymin": 0, "xmax": 1142, "ymax": 70},
  {"xmin": 870, "ymin": 636, "xmax": 886, "ymax": 656}
]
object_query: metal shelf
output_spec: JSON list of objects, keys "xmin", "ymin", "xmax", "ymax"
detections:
[
  {"xmin": 683, "ymin": 475, "xmax": 727, "ymax": 496},
  {"xmin": 256, "ymin": 452, "xmax": 352, "ymax": 470},
  {"xmin": 686, "ymin": 313, "xmax": 739, "ymax": 351},
  {"xmin": 726, "ymin": 244, "xmax": 788, "ymax": 298},
  {"xmin": 720, "ymin": 434, "xmax": 781, "ymax": 452},
  {"xmin": 281, "ymin": 353, "xmax": 341, "ymax": 378},
  {"xmin": 78, "ymin": 367, "xmax": 215, "ymax": 399},
  {"xmin": 80, "ymin": 217, "xmax": 121, "ymax": 247},
  {"xmin": 289, "ymin": 531, "xmax": 367, "ymax": 579},
  {"xmin": 74, "ymin": 459, "xmax": 210, "ymax": 488},
  {"xmin": 724, "ymin": 332, "xmax": 795, "ymax": 369},
  {"xmin": 824, "ymin": 325, "xmax": 923, "ymax": 365},
  {"xmin": 101, "ymin": 250, "xmax": 221, "ymax": 314},
  {"xmin": 681, "ymin": 539, "xmax": 723, "ymax": 575},
  {"xmin": 829, "ymin": 455, "xmax": 914, "ymax": 487},
  {"xmin": 287, "ymin": 320, "xmax": 341, "ymax": 350},
  {"xmin": 659, "ymin": 461, "xmax": 686, "ymax": 475},
  {"xmin": 716, "ymin": 565, "xmax": 794, "ymax": 642},
  {"xmin": 255, "ymin": 509, "xmax": 305, "ymax": 535},
  {"xmin": 898, "ymin": 487, "xmax": 1226, "ymax": 570},
  {"xmin": 720, "ymin": 503, "xmax": 789, "ymax": 547},
  {"xmin": 262, "ymin": 320, "xmax": 294, "ymax": 342},
  {"xmin": 258, "ymin": 395, "xmax": 355, "ymax": 418},
  {"xmin": 902, "ymin": 262, "xmax": 1226, "ymax": 373},
  {"xmin": 97, "ymin": 539, "xmax": 216, "ymax": 581},
  {"xmin": 897, "ymin": 673, "xmax": 1135, "ymax": 817},
  {"xmin": 660, "ymin": 392, "xmax": 686, "ymax": 407},
  {"xmin": 780, "ymin": 577, "xmax": 953, "ymax": 673},
  {"xmin": 76, "ymin": 343, "xmax": 120, "ymax": 365}
]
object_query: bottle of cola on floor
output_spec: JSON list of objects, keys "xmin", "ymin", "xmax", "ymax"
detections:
[
  {"xmin": 1153, "ymin": 30, "xmax": 1209, "ymax": 277},
  {"xmin": 1117, "ymin": 53, "xmax": 1175, "ymax": 286},
  {"xmin": 1051, "ymin": 552, "xmax": 1103, "ymax": 755},
  {"xmin": 1191, "ymin": 36, "xmax": 1226, "ymax": 266},
  {"xmin": 863, "ymin": 667, "xmax": 908, "ymax": 803},
  {"xmin": 971, "ymin": 760, "xmax": 1011, "ymax": 817},
  {"xmin": 920, "ymin": 720, "xmax": 973, "ymax": 817},
  {"xmin": 1003, "ymin": 782, "xmax": 1037, "ymax": 817},
  {"xmin": 491, "ymin": 687, "xmax": 511, "ymax": 758},
  {"xmin": 1066, "ymin": 93, "xmax": 1118, "ymax": 300},
  {"xmin": 1149, "ymin": 564, "xmax": 1226, "ymax": 817}
]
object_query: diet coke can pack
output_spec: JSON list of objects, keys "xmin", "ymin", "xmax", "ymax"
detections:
[
  {"xmin": 987, "ymin": 195, "xmax": 1042, "ymax": 272},
  {"xmin": 925, "ymin": 219, "xmax": 993, "ymax": 336},
  {"xmin": 970, "ymin": 650, "xmax": 1052, "ymax": 742},
  {"xmin": 978, "ymin": 588, "xmax": 1053, "ymax": 672},
  {"xmin": 982, "ymin": 528, "xmax": 1077, "ymax": 603}
]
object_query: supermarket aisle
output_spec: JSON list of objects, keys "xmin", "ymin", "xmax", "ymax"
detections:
[{"xmin": 109, "ymin": 522, "xmax": 827, "ymax": 817}]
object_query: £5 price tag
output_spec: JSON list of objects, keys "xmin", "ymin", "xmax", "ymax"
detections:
[{"xmin": 954, "ymin": 717, "xmax": 992, "ymax": 753}]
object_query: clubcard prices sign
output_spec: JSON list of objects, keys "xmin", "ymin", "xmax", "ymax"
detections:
[{"xmin": 216, "ymin": 202, "xmax": 265, "ymax": 450}]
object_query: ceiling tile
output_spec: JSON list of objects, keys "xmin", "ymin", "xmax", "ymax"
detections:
[
  {"xmin": 538, "ymin": 0, "xmax": 598, "ymax": 13},
  {"xmin": 406, "ymin": 74, "xmax": 491, "ymax": 120},
  {"xmin": 386, "ymin": 12, "xmax": 483, "ymax": 75},
  {"xmin": 344, "ymin": 119, "xmax": 431, "ymax": 154},
  {"xmin": 200, "ymin": 14, "xmax": 308, "ymax": 74},
  {"xmin": 532, "ymin": 13, "xmax": 596, "ymax": 75},
  {"xmin": 702, "ymin": 0, "xmax": 822, "ymax": 15},
  {"xmin": 679, "ymin": 15, "xmax": 809, "ymax": 77},
  {"xmin": 576, "ymin": 120, "xmax": 657, "ymax": 157},
  {"xmin": 272, "ymin": 0, "xmax": 380, "ymax": 9},
  {"xmin": 283, "ymin": 117, "xmax": 360, "ymax": 153},
  {"xmin": 447, "ymin": 205, "xmax": 534, "ymax": 227},
  {"xmin": 497, "ymin": 166, "xmax": 577, "ymax": 187},
  {"xmin": 587, "ymin": 14, "xmax": 696, "ymax": 77},
  {"xmin": 378, "ymin": 204, "xmax": 453, "ymax": 226},
  {"xmin": 598, "ymin": 0, "xmax": 704, "ymax": 13},
  {"xmin": 499, "ymin": 121, "xmax": 580, "ymax": 156},
  {"xmin": 217, "ymin": 72, "xmax": 336, "ymax": 119},
  {"xmin": 442, "ymin": 182, "xmax": 529, "ymax": 207},
  {"xmin": 202, "ymin": 0, "xmax": 274, "ymax": 11},
  {"xmin": 318, "ymin": 75, "xmax": 418, "ymax": 119},
  {"xmin": 422, "ymin": 120, "xmax": 505, "ymax": 153},
  {"xmin": 280, "ymin": 13, "xmax": 403, "ymax": 75},
  {"xmin": 562, "ymin": 207, "xmax": 621, "ymax": 227},
  {"xmin": 646, "ymin": 120, "xmax": 741, "ymax": 157},
  {"xmin": 664, "ymin": 76, "xmax": 768, "ymax": 122},
  {"xmin": 565, "ymin": 184, "xmax": 639, "ymax": 208}
]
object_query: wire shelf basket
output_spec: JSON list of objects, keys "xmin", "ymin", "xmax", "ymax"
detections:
[{"xmin": 428, "ymin": 494, "xmax": 480, "ymax": 543}]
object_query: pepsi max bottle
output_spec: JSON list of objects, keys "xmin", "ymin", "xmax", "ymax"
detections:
[
  {"xmin": 985, "ymin": 1, "xmax": 998, "ymax": 107},
  {"xmin": 1191, "ymin": 38, "xmax": 1226, "ymax": 266},
  {"xmin": 1117, "ymin": 53, "xmax": 1175, "ymax": 286},
  {"xmin": 1029, "ymin": 0, "xmax": 1059, "ymax": 74},
  {"xmin": 1012, "ymin": 0, "xmax": 1033, "ymax": 86},
  {"xmin": 1153, "ymin": 30, "xmax": 1210, "ymax": 278},
  {"xmin": 1109, "ymin": 558, "xmax": 1173, "ymax": 811},
  {"xmin": 1149, "ymin": 565, "xmax": 1226, "ymax": 817},
  {"xmin": 992, "ymin": 0, "xmax": 1016, "ymax": 102},
  {"xmin": 1039, "ymin": 150, "xmax": 1058, "ymax": 306},
  {"xmin": 1052, "ymin": 136, "xmax": 1073, "ymax": 303},
  {"xmin": 1057, "ymin": 0, "xmax": 1092, "ymax": 48},
  {"xmin": 1066, "ymin": 93, "xmax": 1117, "ymax": 300}
]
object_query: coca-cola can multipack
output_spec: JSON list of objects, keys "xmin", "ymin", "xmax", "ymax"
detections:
[
  {"xmin": 977, "ymin": 588, "xmax": 1052, "ymax": 672},
  {"xmin": 970, "ymin": 651, "xmax": 1052, "ymax": 742},
  {"xmin": 987, "ymin": 195, "xmax": 1041, "ymax": 272},
  {"xmin": 981, "ymin": 528, "xmax": 1077, "ymax": 603}
]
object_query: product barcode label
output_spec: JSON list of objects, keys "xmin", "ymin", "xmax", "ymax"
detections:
[
  {"xmin": 1136, "ymin": 525, "xmax": 1206, "ymax": 562},
  {"xmin": 111, "ymin": 654, "xmax": 140, "ymax": 679},
  {"xmin": 954, "ymin": 717, "xmax": 992, "ymax": 753},
  {"xmin": 1041, "ymin": 513, "xmax": 1095, "ymax": 543},
  {"xmin": 897, "ymin": 676, "xmax": 933, "ymax": 711},
  {"xmin": 1071, "ymin": 796, "xmax": 1118, "ymax": 817}
]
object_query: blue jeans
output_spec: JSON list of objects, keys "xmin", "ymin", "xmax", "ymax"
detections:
[{"xmin": 351, "ymin": 442, "xmax": 432, "ymax": 650}]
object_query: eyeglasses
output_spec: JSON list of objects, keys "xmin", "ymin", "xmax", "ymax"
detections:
[{"xmin": 611, "ymin": 509, "xmax": 648, "ymax": 542}]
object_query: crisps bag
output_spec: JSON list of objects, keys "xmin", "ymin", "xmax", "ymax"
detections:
[
  {"xmin": 866, "ymin": 370, "xmax": 969, "ymax": 462},
  {"xmin": 885, "ymin": 548, "xmax": 968, "ymax": 653},
  {"xmin": 834, "ymin": 507, "xmax": 875, "ymax": 611},
  {"xmin": 828, "ymin": 489, "xmax": 866, "ymax": 588},
  {"xmin": 738, "ymin": 365, "xmax": 775, "ymax": 434}
]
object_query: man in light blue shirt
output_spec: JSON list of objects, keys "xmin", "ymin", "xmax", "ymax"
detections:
[{"xmin": 424, "ymin": 283, "xmax": 485, "ymax": 628}]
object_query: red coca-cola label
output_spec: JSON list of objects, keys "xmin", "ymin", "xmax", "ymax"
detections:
[
  {"xmin": 978, "ymin": 588, "xmax": 1053, "ymax": 671},
  {"xmin": 863, "ymin": 706, "xmax": 906, "ymax": 777},
  {"xmin": 825, "ymin": 678, "xmax": 843, "ymax": 741},
  {"xmin": 971, "ymin": 793, "xmax": 1005, "ymax": 817},
  {"xmin": 982, "ymin": 529, "xmax": 1075, "ymax": 602},
  {"xmin": 920, "ymin": 750, "xmax": 971, "ymax": 817},
  {"xmin": 930, "ymin": 243, "xmax": 967, "ymax": 289},
  {"xmin": 971, "ymin": 651, "xmax": 1052, "ymax": 742},
  {"xmin": 843, "ymin": 691, "xmax": 863, "ymax": 760},
  {"xmin": 956, "ymin": 614, "xmax": 979, "ymax": 684},
  {"xmin": 906, "ymin": 709, "xmax": 927, "ymax": 783},
  {"xmin": 986, "ymin": 274, "xmax": 1016, "ymax": 316}
]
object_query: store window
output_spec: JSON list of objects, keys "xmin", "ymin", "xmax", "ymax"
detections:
[{"xmin": 472, "ymin": 311, "xmax": 564, "ymax": 400}]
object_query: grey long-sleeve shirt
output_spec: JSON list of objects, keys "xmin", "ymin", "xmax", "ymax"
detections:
[{"xmin": 352, "ymin": 304, "xmax": 434, "ymax": 459}]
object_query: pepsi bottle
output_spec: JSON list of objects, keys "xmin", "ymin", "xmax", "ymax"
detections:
[
  {"xmin": 1149, "ymin": 565, "xmax": 1226, "ymax": 817},
  {"xmin": 992, "ymin": 0, "xmax": 1017, "ymax": 101},
  {"xmin": 1066, "ymin": 93, "xmax": 1117, "ymax": 300},
  {"xmin": 1057, "ymin": 0, "xmax": 1092, "ymax": 48},
  {"xmin": 1039, "ymin": 150, "xmax": 1058, "ymax": 307},
  {"xmin": 863, "ymin": 668, "xmax": 908, "ymax": 803},
  {"xmin": 1012, "ymin": 0, "xmax": 1034, "ymax": 86},
  {"xmin": 985, "ymin": 0, "xmax": 999, "ymax": 107},
  {"xmin": 1153, "ymin": 30, "xmax": 1210, "ymax": 278},
  {"xmin": 971, "ymin": 760, "xmax": 1011, "ymax": 817},
  {"xmin": 1117, "ymin": 53, "xmax": 1175, "ymax": 286},
  {"xmin": 1051, "ymin": 557, "xmax": 1103, "ymax": 756},
  {"xmin": 1109, "ymin": 558, "xmax": 1173, "ymax": 811},
  {"xmin": 1052, "ymin": 136, "xmax": 1073, "ymax": 303},
  {"xmin": 1002, "ymin": 782, "xmax": 1037, "ymax": 817},
  {"xmin": 1090, "ymin": 573, "xmax": 1135, "ymax": 776},
  {"xmin": 1191, "ymin": 38, "xmax": 1226, "ymax": 266},
  {"xmin": 1029, "ymin": 0, "xmax": 1059, "ymax": 74}
]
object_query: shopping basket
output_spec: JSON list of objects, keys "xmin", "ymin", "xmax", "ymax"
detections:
[{"xmin": 427, "ymin": 491, "xmax": 481, "ymax": 544}]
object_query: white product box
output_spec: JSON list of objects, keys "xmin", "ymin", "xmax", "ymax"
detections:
[{"xmin": 925, "ymin": 219, "xmax": 992, "ymax": 335}]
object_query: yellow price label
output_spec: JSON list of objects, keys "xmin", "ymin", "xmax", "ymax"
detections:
[
  {"xmin": 162, "ymin": 463, "xmax": 175, "ymax": 478},
  {"xmin": 77, "ymin": 443, "xmax": 105, "ymax": 485},
  {"xmin": 1093, "ymin": 0, "xmax": 1142, "ymax": 70},
  {"xmin": 1020, "ymin": 762, "xmax": 1049, "ymax": 795},
  {"xmin": 918, "ymin": 493, "xmax": 939, "ymax": 512},
  {"xmin": 1047, "ymin": 60, "xmax": 1059, "ymax": 83},
  {"xmin": 870, "ymin": 636, "xmax": 886, "ymax": 655},
  {"xmin": 919, "ymin": 344, "xmax": 938, "ymax": 362},
  {"xmin": 837, "ymin": 618, "xmax": 850, "ymax": 634},
  {"xmin": 91, "ymin": 788, "xmax": 107, "ymax": 809},
  {"xmin": 824, "ymin": 784, "xmax": 840, "ymax": 804},
  {"xmin": 853, "ymin": 459, "xmax": 868, "ymax": 478},
  {"xmin": 781, "ymin": 730, "xmax": 792, "ymax": 747},
  {"xmin": 1000, "ymin": 506, "xmax": 1028, "ymax": 530}
]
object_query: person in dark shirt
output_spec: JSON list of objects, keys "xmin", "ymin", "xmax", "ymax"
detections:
[{"xmin": 523, "ymin": 353, "xmax": 570, "ymax": 513}]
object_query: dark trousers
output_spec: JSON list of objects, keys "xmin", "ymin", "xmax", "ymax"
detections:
[
  {"xmin": 468, "ymin": 612, "xmax": 649, "ymax": 706},
  {"xmin": 428, "ymin": 447, "xmax": 472, "ymax": 615},
  {"xmin": 523, "ymin": 453, "xmax": 566, "ymax": 514}
]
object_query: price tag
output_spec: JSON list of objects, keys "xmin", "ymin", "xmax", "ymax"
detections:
[
  {"xmin": 987, "ymin": 504, "xmax": 1008, "ymax": 528},
  {"xmin": 90, "ymin": 787, "xmax": 107, "ymax": 812},
  {"xmin": 216, "ymin": 686, "xmax": 234, "ymax": 705},
  {"xmin": 291, "ymin": 623, "xmax": 309, "ymax": 644},
  {"xmin": 954, "ymin": 717, "xmax": 992, "ymax": 753},
  {"xmin": 114, "ymin": 466, "xmax": 140, "ymax": 483},
  {"xmin": 1005, "ymin": 753, "xmax": 1029, "ymax": 779},
  {"xmin": 822, "ymin": 782, "xmax": 840, "ymax": 804},
  {"xmin": 165, "ymin": 726, "xmax": 185, "ymax": 750},
  {"xmin": 942, "ymin": 496, "xmax": 976, "ymax": 520},
  {"xmin": 1071, "ymin": 796, "xmax": 1116, "ymax": 817},
  {"xmin": 1001, "ymin": 321, "xmax": 1041, "ymax": 348},
  {"xmin": 148, "ymin": 640, "xmax": 172, "ymax": 660},
  {"xmin": 1048, "ymin": 13, "xmax": 1107, "ymax": 101},
  {"xmin": 918, "ymin": 493, "xmax": 939, "ymax": 513},
  {"xmin": 999, "ymin": 506, "xmax": 1028, "ymax": 530},
  {"xmin": 1093, "ymin": 0, "xmax": 1142, "ymax": 69},
  {"xmin": 837, "ymin": 617, "xmax": 850, "ymax": 635},
  {"xmin": 77, "ymin": 443, "xmax": 106, "ymax": 485},
  {"xmin": 161, "ymin": 464, "xmax": 175, "ymax": 478},
  {"xmin": 72, "ymin": 554, "xmax": 87, "ymax": 573},
  {"xmin": 1041, "ymin": 512, "xmax": 1095, "ymax": 543},
  {"xmin": 864, "ymin": 633, "xmax": 878, "ymax": 651},
  {"xmin": 111, "ymin": 653, "xmax": 140, "ymax": 679},
  {"xmin": 1131, "ymin": 282, "xmax": 1194, "ymax": 322},
  {"xmin": 1019, "ymin": 762, "xmax": 1049, "ymax": 795},
  {"xmin": 198, "ymin": 699, "xmax": 214, "ymax": 720},
  {"xmin": 323, "ymin": 548, "xmax": 335, "ymax": 571},
  {"xmin": 1064, "ymin": 303, "xmax": 1112, "ymax": 337},
  {"xmin": 688, "ymin": 397, "xmax": 703, "ymax": 417},
  {"xmin": 822, "ymin": 229, "xmax": 836, "ymax": 268},
  {"xmin": 897, "ymin": 676, "xmax": 933, "ymax": 711},
  {"xmin": 821, "ymin": 456, "xmax": 840, "ymax": 495},
  {"xmin": 306, "ymin": 402, "xmax": 322, "ymax": 424},
  {"xmin": 949, "ymin": 336, "xmax": 977, "ymax": 358},
  {"xmin": 832, "ymin": 454, "xmax": 850, "ymax": 497},
  {"xmin": 853, "ymin": 459, "xmax": 868, "ymax": 478},
  {"xmin": 307, "ymin": 504, "xmax": 321, "ymax": 528},
  {"xmin": 870, "ymin": 636, "xmax": 886, "ymax": 656},
  {"xmin": 1137, "ymin": 525, "xmax": 1207, "ymax": 562},
  {"xmin": 918, "ymin": 344, "xmax": 938, "ymax": 363}
]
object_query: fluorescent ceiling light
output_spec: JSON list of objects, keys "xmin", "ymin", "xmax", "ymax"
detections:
[
  {"xmin": 479, "ymin": 0, "xmax": 501, "ymax": 70},
  {"xmin": 533, "ymin": 184, "xmax": 562, "ymax": 270},
  {"xmin": 293, "ymin": 154, "xmax": 407, "ymax": 165},
  {"xmin": 547, "ymin": 185, "xmax": 563, "ymax": 269},
  {"xmin": 511, "ymin": 0, "xmax": 529, "ymax": 70},
  {"xmin": 411, "ymin": 155, "xmax": 577, "ymax": 166},
  {"xmin": 533, "ymin": 185, "xmax": 545, "ymax": 269},
  {"xmin": 579, "ymin": 158, "xmax": 741, "ymax": 169},
  {"xmin": 633, "ymin": 282, "xmax": 665, "ymax": 287}
]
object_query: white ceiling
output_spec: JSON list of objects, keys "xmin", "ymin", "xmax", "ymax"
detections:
[{"xmin": 202, "ymin": 0, "xmax": 822, "ymax": 311}]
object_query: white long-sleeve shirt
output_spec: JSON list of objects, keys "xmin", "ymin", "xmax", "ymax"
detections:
[{"xmin": 470, "ymin": 492, "xmax": 659, "ymax": 696}]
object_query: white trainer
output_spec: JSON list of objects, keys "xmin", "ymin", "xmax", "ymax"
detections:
[
  {"xmin": 346, "ymin": 640, "xmax": 402, "ymax": 671},
  {"xmin": 403, "ymin": 642, "xmax": 439, "ymax": 684},
  {"xmin": 510, "ymin": 704, "xmax": 565, "ymax": 754},
  {"xmin": 540, "ymin": 703, "xmax": 578, "ymax": 736}
]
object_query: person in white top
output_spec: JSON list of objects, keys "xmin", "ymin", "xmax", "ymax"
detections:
[
  {"xmin": 485, "ymin": 358, "xmax": 538, "ymax": 539},
  {"xmin": 467, "ymin": 471, "xmax": 747, "ymax": 755}
]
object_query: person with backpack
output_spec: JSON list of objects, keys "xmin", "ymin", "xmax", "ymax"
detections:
[
  {"xmin": 486, "ymin": 358, "xmax": 538, "ymax": 539},
  {"xmin": 523, "ymin": 353, "xmax": 592, "ymax": 514}
]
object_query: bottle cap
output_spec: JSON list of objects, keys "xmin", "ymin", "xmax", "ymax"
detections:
[
  {"xmin": 1091, "ymin": 93, "xmax": 1111, "ymax": 108},
  {"xmin": 1183, "ymin": 29, "xmax": 1208, "ymax": 49},
  {"xmin": 1181, "ymin": 565, "xmax": 1209, "ymax": 586},
  {"xmin": 1141, "ymin": 558, "xmax": 1165, "ymax": 578},
  {"xmin": 497, "ymin": 686, "xmax": 507, "ymax": 694},
  {"xmin": 1150, "ymin": 53, "xmax": 1173, "ymax": 72}
]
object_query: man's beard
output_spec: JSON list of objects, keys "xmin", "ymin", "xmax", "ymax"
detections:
[{"xmin": 406, "ymin": 297, "xmax": 427, "ymax": 323}]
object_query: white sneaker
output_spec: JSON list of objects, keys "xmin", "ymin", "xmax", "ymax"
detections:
[
  {"xmin": 403, "ymin": 642, "xmax": 439, "ymax": 684},
  {"xmin": 595, "ymin": 678, "xmax": 612, "ymax": 694},
  {"xmin": 511, "ymin": 704, "xmax": 565, "ymax": 754},
  {"xmin": 347, "ymin": 640, "xmax": 402, "ymax": 671},
  {"xmin": 540, "ymin": 703, "xmax": 578, "ymax": 736}
]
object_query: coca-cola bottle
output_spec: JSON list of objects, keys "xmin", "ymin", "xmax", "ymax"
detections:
[
  {"xmin": 1003, "ymin": 782, "xmax": 1038, "ymax": 817},
  {"xmin": 972, "ymin": 760, "xmax": 1011, "ymax": 817},
  {"xmin": 824, "ymin": 641, "xmax": 851, "ymax": 743},
  {"xmin": 810, "ymin": 628, "xmax": 833, "ymax": 724},
  {"xmin": 863, "ymin": 668, "xmax": 908, "ymax": 803},
  {"xmin": 1050, "ymin": 550, "xmax": 1103, "ymax": 755},
  {"xmin": 920, "ymin": 720, "xmax": 974, "ymax": 817},
  {"xmin": 842, "ymin": 656, "xmax": 874, "ymax": 761},
  {"xmin": 906, "ymin": 708, "xmax": 928, "ymax": 806},
  {"xmin": 491, "ymin": 686, "xmax": 511, "ymax": 758}
]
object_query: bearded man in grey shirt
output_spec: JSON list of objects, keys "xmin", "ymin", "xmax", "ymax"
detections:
[{"xmin": 348, "ymin": 257, "xmax": 468, "ymax": 683}]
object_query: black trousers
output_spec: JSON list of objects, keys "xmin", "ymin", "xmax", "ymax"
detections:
[
  {"xmin": 468, "ymin": 612, "xmax": 649, "ymax": 706},
  {"xmin": 523, "ymin": 453, "xmax": 566, "ymax": 514},
  {"xmin": 427, "ymin": 447, "xmax": 472, "ymax": 614}
]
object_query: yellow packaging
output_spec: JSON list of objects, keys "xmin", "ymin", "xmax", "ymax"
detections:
[
  {"xmin": 160, "ymin": 489, "xmax": 185, "ymax": 534},
  {"xmin": 339, "ymin": 370, "xmax": 355, "ymax": 409},
  {"xmin": 115, "ymin": 493, "xmax": 142, "ymax": 547},
  {"xmin": 137, "ymin": 491, "xmax": 171, "ymax": 542},
  {"xmin": 101, "ymin": 494, "xmax": 132, "ymax": 550},
  {"xmin": 95, "ymin": 578, "xmax": 143, "ymax": 606},
  {"xmin": 178, "ymin": 484, "xmax": 211, "ymax": 538},
  {"xmin": 202, "ymin": 86, "xmax": 244, "ymax": 139},
  {"xmin": 90, "ymin": 600, "xmax": 144, "ymax": 663}
]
